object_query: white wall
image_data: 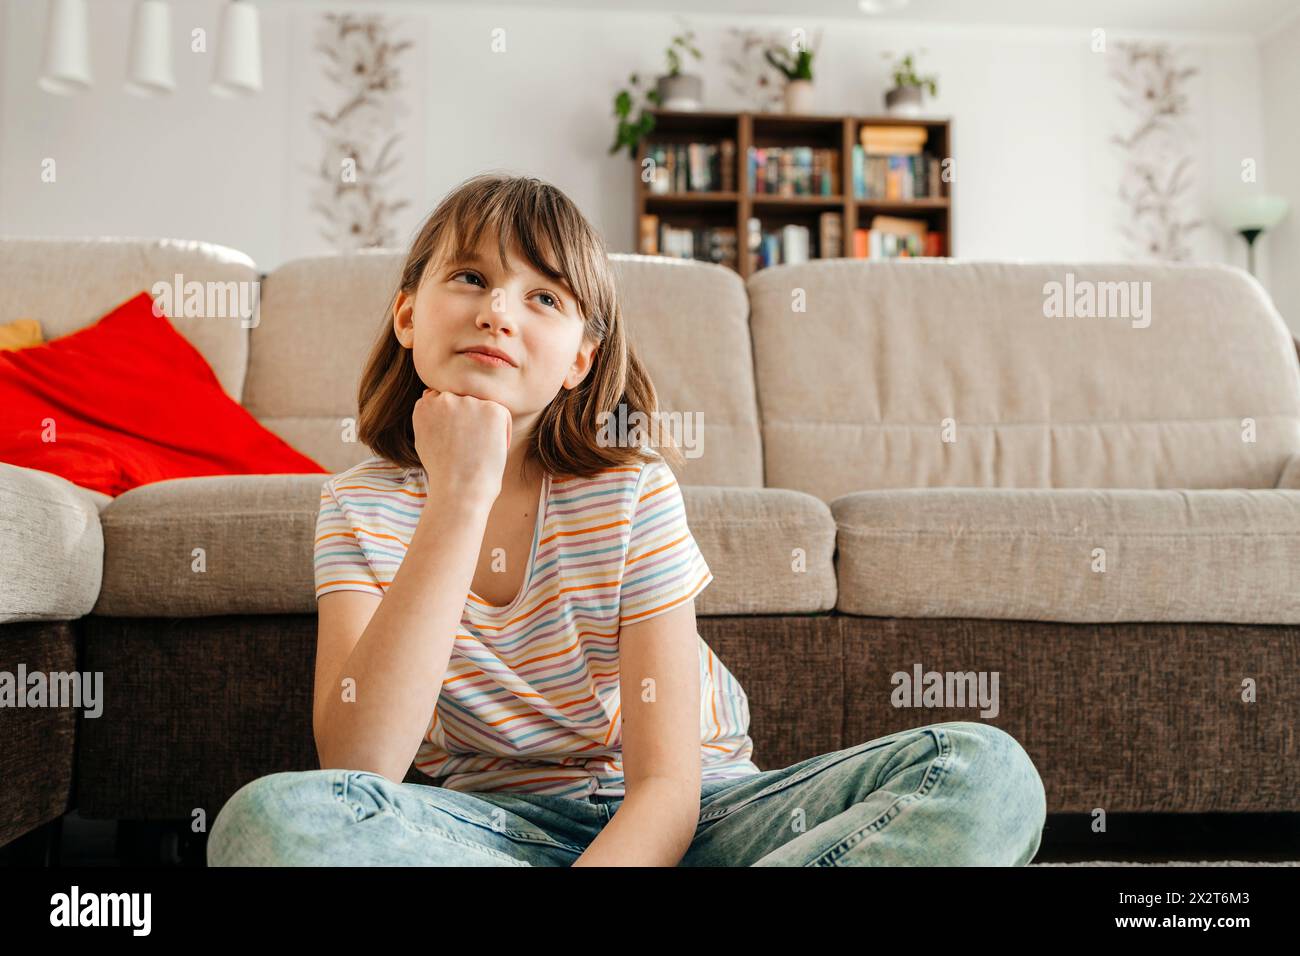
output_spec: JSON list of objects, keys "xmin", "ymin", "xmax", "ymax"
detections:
[
  {"xmin": 1262, "ymin": 12, "xmax": 1300, "ymax": 330},
  {"xmin": 1, "ymin": 0, "xmax": 291, "ymax": 267},
  {"xmin": 0, "ymin": 0, "xmax": 1277, "ymax": 293}
]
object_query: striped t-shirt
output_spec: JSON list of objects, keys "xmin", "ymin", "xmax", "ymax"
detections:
[{"xmin": 313, "ymin": 450, "xmax": 761, "ymax": 798}]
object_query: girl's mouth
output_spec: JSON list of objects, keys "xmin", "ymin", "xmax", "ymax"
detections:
[{"xmin": 459, "ymin": 350, "xmax": 514, "ymax": 369}]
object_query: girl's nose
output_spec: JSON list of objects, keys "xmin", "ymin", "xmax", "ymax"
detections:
[{"xmin": 477, "ymin": 302, "xmax": 517, "ymax": 335}]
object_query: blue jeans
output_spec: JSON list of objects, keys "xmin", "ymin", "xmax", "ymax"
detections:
[{"xmin": 206, "ymin": 721, "xmax": 1046, "ymax": 866}]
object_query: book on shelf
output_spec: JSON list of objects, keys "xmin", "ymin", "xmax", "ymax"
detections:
[
  {"xmin": 852, "ymin": 126, "xmax": 943, "ymax": 201},
  {"xmin": 640, "ymin": 213, "xmax": 737, "ymax": 269},
  {"xmin": 747, "ymin": 212, "xmax": 843, "ymax": 270},
  {"xmin": 852, "ymin": 214, "xmax": 943, "ymax": 258},
  {"xmin": 853, "ymin": 146, "xmax": 943, "ymax": 201},
  {"xmin": 818, "ymin": 211, "xmax": 842, "ymax": 259},
  {"xmin": 645, "ymin": 140, "xmax": 736, "ymax": 194},
  {"xmin": 639, "ymin": 214, "xmax": 659, "ymax": 254},
  {"xmin": 859, "ymin": 125, "xmax": 929, "ymax": 155},
  {"xmin": 871, "ymin": 214, "xmax": 926, "ymax": 237},
  {"xmin": 746, "ymin": 146, "xmax": 840, "ymax": 196}
]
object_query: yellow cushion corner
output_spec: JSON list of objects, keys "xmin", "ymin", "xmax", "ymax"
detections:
[{"xmin": 0, "ymin": 318, "xmax": 44, "ymax": 351}]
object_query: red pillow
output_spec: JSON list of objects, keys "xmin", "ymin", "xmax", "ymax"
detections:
[{"xmin": 0, "ymin": 290, "xmax": 326, "ymax": 497}]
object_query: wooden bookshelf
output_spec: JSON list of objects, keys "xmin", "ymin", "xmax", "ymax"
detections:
[{"xmin": 634, "ymin": 108, "xmax": 953, "ymax": 278}]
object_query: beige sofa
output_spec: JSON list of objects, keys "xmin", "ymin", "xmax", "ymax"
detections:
[{"xmin": 3, "ymin": 236, "xmax": 1298, "ymax": 855}]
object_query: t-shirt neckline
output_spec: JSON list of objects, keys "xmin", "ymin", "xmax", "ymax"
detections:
[{"xmin": 465, "ymin": 470, "xmax": 550, "ymax": 618}]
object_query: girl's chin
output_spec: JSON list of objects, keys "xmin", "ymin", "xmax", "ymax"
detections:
[{"xmin": 428, "ymin": 377, "xmax": 508, "ymax": 406}]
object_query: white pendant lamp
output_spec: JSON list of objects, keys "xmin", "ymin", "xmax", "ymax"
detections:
[
  {"xmin": 211, "ymin": 0, "xmax": 263, "ymax": 97},
  {"xmin": 126, "ymin": 0, "xmax": 175, "ymax": 96},
  {"xmin": 38, "ymin": 0, "xmax": 92, "ymax": 95}
]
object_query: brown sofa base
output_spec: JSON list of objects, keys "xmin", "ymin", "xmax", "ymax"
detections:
[
  {"xmin": 63, "ymin": 614, "xmax": 1300, "ymax": 822},
  {"xmin": 838, "ymin": 617, "xmax": 1298, "ymax": 813},
  {"xmin": 0, "ymin": 621, "xmax": 79, "ymax": 846}
]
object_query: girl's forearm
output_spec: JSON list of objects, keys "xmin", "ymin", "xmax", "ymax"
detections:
[
  {"xmin": 316, "ymin": 496, "xmax": 494, "ymax": 781},
  {"xmin": 571, "ymin": 779, "xmax": 701, "ymax": 867}
]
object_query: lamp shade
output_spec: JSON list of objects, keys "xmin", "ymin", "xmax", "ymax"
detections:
[
  {"xmin": 126, "ymin": 0, "xmax": 175, "ymax": 96},
  {"xmin": 39, "ymin": 0, "xmax": 92, "ymax": 95},
  {"xmin": 1224, "ymin": 194, "xmax": 1290, "ymax": 232},
  {"xmin": 212, "ymin": 0, "xmax": 262, "ymax": 97}
]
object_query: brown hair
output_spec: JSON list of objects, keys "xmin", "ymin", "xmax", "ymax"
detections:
[{"xmin": 356, "ymin": 172, "xmax": 683, "ymax": 481}]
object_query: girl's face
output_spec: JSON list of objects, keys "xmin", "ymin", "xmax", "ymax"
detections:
[{"xmin": 391, "ymin": 233, "xmax": 598, "ymax": 426}]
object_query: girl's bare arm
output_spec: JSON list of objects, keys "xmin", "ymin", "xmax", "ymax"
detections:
[{"xmin": 312, "ymin": 494, "xmax": 493, "ymax": 782}]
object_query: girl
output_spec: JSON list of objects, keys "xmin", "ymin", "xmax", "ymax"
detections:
[{"xmin": 207, "ymin": 172, "xmax": 1047, "ymax": 867}]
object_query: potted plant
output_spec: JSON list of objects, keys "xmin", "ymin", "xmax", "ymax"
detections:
[
  {"xmin": 655, "ymin": 28, "xmax": 703, "ymax": 110},
  {"xmin": 883, "ymin": 50, "xmax": 938, "ymax": 116},
  {"xmin": 609, "ymin": 73, "xmax": 661, "ymax": 161},
  {"xmin": 765, "ymin": 31, "xmax": 820, "ymax": 113}
]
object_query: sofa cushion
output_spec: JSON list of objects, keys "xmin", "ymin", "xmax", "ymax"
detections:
[
  {"xmin": 245, "ymin": 252, "xmax": 765, "ymax": 487},
  {"xmin": 607, "ymin": 256, "xmax": 764, "ymax": 488},
  {"xmin": 832, "ymin": 487, "xmax": 1300, "ymax": 623},
  {"xmin": 0, "ymin": 291, "xmax": 326, "ymax": 497},
  {"xmin": 0, "ymin": 464, "xmax": 103, "ymax": 623},
  {"xmin": 0, "ymin": 237, "xmax": 258, "ymax": 402},
  {"xmin": 93, "ymin": 474, "xmax": 326, "ymax": 617},
  {"xmin": 674, "ymin": 485, "xmax": 837, "ymax": 614},
  {"xmin": 93, "ymin": 476, "xmax": 835, "ymax": 617},
  {"xmin": 748, "ymin": 260, "xmax": 1300, "ymax": 501}
]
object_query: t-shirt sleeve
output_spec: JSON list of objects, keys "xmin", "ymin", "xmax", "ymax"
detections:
[
  {"xmin": 313, "ymin": 478, "xmax": 384, "ymax": 600},
  {"xmin": 618, "ymin": 455, "xmax": 713, "ymax": 627}
]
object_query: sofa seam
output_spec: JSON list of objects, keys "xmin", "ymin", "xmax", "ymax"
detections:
[
  {"xmin": 101, "ymin": 513, "xmax": 311, "ymax": 525},
  {"xmin": 688, "ymin": 520, "xmax": 834, "ymax": 528},
  {"xmin": 763, "ymin": 415, "xmax": 1300, "ymax": 429},
  {"xmin": 837, "ymin": 527, "xmax": 1300, "ymax": 538}
]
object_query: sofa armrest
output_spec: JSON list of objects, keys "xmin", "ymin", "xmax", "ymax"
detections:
[{"xmin": 0, "ymin": 464, "xmax": 104, "ymax": 623}]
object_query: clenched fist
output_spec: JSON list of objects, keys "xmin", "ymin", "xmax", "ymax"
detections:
[{"xmin": 412, "ymin": 387, "xmax": 512, "ymax": 507}]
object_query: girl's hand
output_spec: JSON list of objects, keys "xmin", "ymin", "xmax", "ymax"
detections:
[{"xmin": 412, "ymin": 386, "xmax": 512, "ymax": 507}]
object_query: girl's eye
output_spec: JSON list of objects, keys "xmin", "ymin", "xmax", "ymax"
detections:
[{"xmin": 452, "ymin": 270, "xmax": 562, "ymax": 310}]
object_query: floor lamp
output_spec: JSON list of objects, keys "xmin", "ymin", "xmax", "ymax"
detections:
[{"xmin": 1225, "ymin": 194, "xmax": 1290, "ymax": 277}]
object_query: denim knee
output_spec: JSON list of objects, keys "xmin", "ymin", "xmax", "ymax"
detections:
[
  {"xmin": 207, "ymin": 769, "xmax": 340, "ymax": 866},
  {"xmin": 940, "ymin": 721, "xmax": 1047, "ymax": 858}
]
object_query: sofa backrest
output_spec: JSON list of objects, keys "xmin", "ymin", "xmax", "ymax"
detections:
[
  {"xmin": 246, "ymin": 251, "xmax": 765, "ymax": 487},
  {"xmin": 0, "ymin": 237, "xmax": 256, "ymax": 402},
  {"xmin": 18, "ymin": 238, "xmax": 1293, "ymax": 500},
  {"xmin": 608, "ymin": 255, "xmax": 763, "ymax": 487},
  {"xmin": 747, "ymin": 259, "xmax": 1300, "ymax": 501},
  {"xmin": 243, "ymin": 250, "xmax": 402, "ymax": 474}
]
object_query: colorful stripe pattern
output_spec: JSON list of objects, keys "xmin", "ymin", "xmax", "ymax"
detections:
[{"xmin": 314, "ymin": 453, "xmax": 760, "ymax": 798}]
